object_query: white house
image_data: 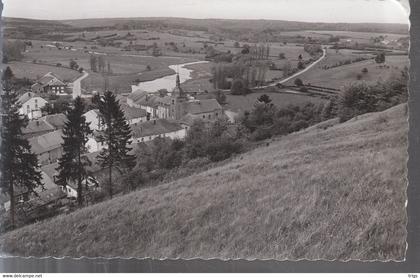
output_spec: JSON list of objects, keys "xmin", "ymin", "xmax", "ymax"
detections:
[
  {"xmin": 86, "ymin": 131, "xmax": 105, "ymax": 153},
  {"xmin": 18, "ymin": 92, "xmax": 48, "ymax": 120},
  {"xmin": 83, "ymin": 109, "xmax": 103, "ymax": 131}
]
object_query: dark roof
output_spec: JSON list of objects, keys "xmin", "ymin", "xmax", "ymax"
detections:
[
  {"xmin": 130, "ymin": 119, "xmax": 183, "ymax": 138},
  {"xmin": 127, "ymin": 90, "xmax": 148, "ymax": 103},
  {"xmin": 40, "ymin": 113, "xmax": 67, "ymax": 130},
  {"xmin": 29, "ymin": 130, "xmax": 64, "ymax": 154},
  {"xmin": 36, "ymin": 72, "xmax": 65, "ymax": 86},
  {"xmin": 22, "ymin": 119, "xmax": 55, "ymax": 135},
  {"xmin": 121, "ymin": 104, "xmax": 147, "ymax": 120},
  {"xmin": 41, "ymin": 152, "xmax": 102, "ymax": 181},
  {"xmin": 184, "ymin": 99, "xmax": 222, "ymax": 115}
]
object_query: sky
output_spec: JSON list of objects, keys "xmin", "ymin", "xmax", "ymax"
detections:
[{"xmin": 1, "ymin": 0, "xmax": 409, "ymax": 24}]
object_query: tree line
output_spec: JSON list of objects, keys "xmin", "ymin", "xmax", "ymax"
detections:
[{"xmin": 90, "ymin": 54, "xmax": 112, "ymax": 73}]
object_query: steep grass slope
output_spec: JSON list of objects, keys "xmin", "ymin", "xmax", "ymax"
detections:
[{"xmin": 0, "ymin": 104, "xmax": 408, "ymax": 260}]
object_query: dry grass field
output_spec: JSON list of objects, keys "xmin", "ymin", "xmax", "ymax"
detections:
[
  {"xmin": 0, "ymin": 103, "xmax": 407, "ymax": 260},
  {"xmin": 8, "ymin": 61, "xmax": 82, "ymax": 82},
  {"xmin": 285, "ymin": 51, "xmax": 408, "ymax": 89},
  {"xmin": 224, "ymin": 91, "xmax": 327, "ymax": 113}
]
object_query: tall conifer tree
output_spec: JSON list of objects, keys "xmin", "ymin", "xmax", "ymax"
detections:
[
  {"xmin": 0, "ymin": 67, "xmax": 43, "ymax": 228},
  {"xmin": 95, "ymin": 91, "xmax": 136, "ymax": 198},
  {"xmin": 56, "ymin": 96, "xmax": 93, "ymax": 206}
]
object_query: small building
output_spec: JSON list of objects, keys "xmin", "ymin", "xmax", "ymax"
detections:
[
  {"xmin": 130, "ymin": 119, "xmax": 186, "ymax": 143},
  {"xmin": 83, "ymin": 109, "xmax": 103, "ymax": 131},
  {"xmin": 121, "ymin": 104, "xmax": 148, "ymax": 124},
  {"xmin": 29, "ymin": 129, "xmax": 64, "ymax": 165},
  {"xmin": 17, "ymin": 92, "xmax": 48, "ymax": 120},
  {"xmin": 126, "ymin": 89, "xmax": 148, "ymax": 108},
  {"xmin": 39, "ymin": 155, "xmax": 101, "ymax": 201},
  {"xmin": 40, "ymin": 113, "xmax": 67, "ymax": 130},
  {"xmin": 31, "ymin": 72, "xmax": 68, "ymax": 95},
  {"xmin": 183, "ymin": 99, "xmax": 223, "ymax": 121},
  {"xmin": 0, "ymin": 166, "xmax": 65, "ymax": 213},
  {"xmin": 22, "ymin": 113, "xmax": 66, "ymax": 139}
]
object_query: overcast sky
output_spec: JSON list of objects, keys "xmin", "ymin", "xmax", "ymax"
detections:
[{"xmin": 2, "ymin": 0, "xmax": 409, "ymax": 24}]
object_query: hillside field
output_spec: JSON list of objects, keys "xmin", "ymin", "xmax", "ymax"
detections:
[
  {"xmin": 0, "ymin": 104, "xmax": 408, "ymax": 260},
  {"xmin": 285, "ymin": 51, "xmax": 408, "ymax": 89}
]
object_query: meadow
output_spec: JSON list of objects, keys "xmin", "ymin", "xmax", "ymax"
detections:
[
  {"xmin": 284, "ymin": 51, "xmax": 408, "ymax": 89},
  {"xmin": 0, "ymin": 104, "xmax": 407, "ymax": 260},
  {"xmin": 224, "ymin": 90, "xmax": 327, "ymax": 113},
  {"xmin": 8, "ymin": 61, "xmax": 82, "ymax": 82}
]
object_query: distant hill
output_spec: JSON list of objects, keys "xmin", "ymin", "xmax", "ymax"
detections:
[
  {"xmin": 0, "ymin": 103, "xmax": 408, "ymax": 260},
  {"xmin": 2, "ymin": 16, "xmax": 409, "ymax": 37}
]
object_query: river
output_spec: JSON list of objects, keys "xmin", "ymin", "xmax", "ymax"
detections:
[{"xmin": 131, "ymin": 61, "xmax": 208, "ymax": 93}]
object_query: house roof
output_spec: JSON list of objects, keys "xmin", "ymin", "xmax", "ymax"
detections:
[
  {"xmin": 29, "ymin": 129, "xmax": 64, "ymax": 155},
  {"xmin": 130, "ymin": 119, "xmax": 183, "ymax": 138},
  {"xmin": 127, "ymin": 89, "xmax": 148, "ymax": 103},
  {"xmin": 121, "ymin": 104, "xmax": 147, "ymax": 120},
  {"xmin": 83, "ymin": 109, "xmax": 99, "ymax": 118},
  {"xmin": 184, "ymin": 99, "xmax": 222, "ymax": 115},
  {"xmin": 40, "ymin": 113, "xmax": 67, "ymax": 130},
  {"xmin": 36, "ymin": 72, "xmax": 65, "ymax": 86},
  {"xmin": 22, "ymin": 119, "xmax": 55, "ymax": 135},
  {"xmin": 17, "ymin": 92, "xmax": 47, "ymax": 105},
  {"xmin": 41, "ymin": 151, "xmax": 102, "ymax": 183}
]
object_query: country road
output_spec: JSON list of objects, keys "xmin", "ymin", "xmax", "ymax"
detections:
[
  {"xmin": 221, "ymin": 48, "xmax": 327, "ymax": 93},
  {"xmin": 260, "ymin": 48, "xmax": 327, "ymax": 88},
  {"xmin": 71, "ymin": 71, "xmax": 89, "ymax": 99}
]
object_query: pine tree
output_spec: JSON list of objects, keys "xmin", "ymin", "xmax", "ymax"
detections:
[
  {"xmin": 95, "ymin": 91, "xmax": 136, "ymax": 198},
  {"xmin": 0, "ymin": 67, "xmax": 43, "ymax": 228},
  {"xmin": 56, "ymin": 97, "xmax": 93, "ymax": 206}
]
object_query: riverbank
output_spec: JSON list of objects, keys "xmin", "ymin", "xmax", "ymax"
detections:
[{"xmin": 131, "ymin": 61, "xmax": 209, "ymax": 92}]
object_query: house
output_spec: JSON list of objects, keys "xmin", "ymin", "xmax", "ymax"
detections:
[
  {"xmin": 130, "ymin": 119, "xmax": 186, "ymax": 143},
  {"xmin": 17, "ymin": 92, "xmax": 48, "ymax": 120},
  {"xmin": 22, "ymin": 113, "xmax": 66, "ymax": 139},
  {"xmin": 40, "ymin": 113, "xmax": 67, "ymax": 130},
  {"xmin": 29, "ymin": 129, "xmax": 64, "ymax": 165},
  {"xmin": 31, "ymin": 72, "xmax": 68, "ymax": 95},
  {"xmin": 128, "ymin": 74, "xmax": 223, "ymax": 125},
  {"xmin": 121, "ymin": 104, "xmax": 148, "ymax": 124},
  {"xmin": 83, "ymin": 109, "xmax": 103, "ymax": 131},
  {"xmin": 0, "ymin": 165, "xmax": 65, "ymax": 213},
  {"xmin": 126, "ymin": 89, "xmax": 148, "ymax": 108},
  {"xmin": 182, "ymin": 99, "xmax": 223, "ymax": 122},
  {"xmin": 41, "ymin": 153, "xmax": 101, "ymax": 200}
]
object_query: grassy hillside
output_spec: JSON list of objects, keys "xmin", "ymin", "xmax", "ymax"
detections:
[{"xmin": 0, "ymin": 104, "xmax": 408, "ymax": 260}]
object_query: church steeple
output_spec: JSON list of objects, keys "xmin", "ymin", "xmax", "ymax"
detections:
[
  {"xmin": 173, "ymin": 72, "xmax": 184, "ymax": 97},
  {"xmin": 176, "ymin": 73, "xmax": 181, "ymax": 88}
]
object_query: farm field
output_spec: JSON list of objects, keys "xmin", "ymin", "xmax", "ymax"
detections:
[
  {"xmin": 285, "ymin": 53, "xmax": 408, "ymax": 89},
  {"xmin": 0, "ymin": 104, "xmax": 407, "ymax": 260},
  {"xmin": 224, "ymin": 91, "xmax": 327, "ymax": 113},
  {"xmin": 8, "ymin": 61, "xmax": 82, "ymax": 82}
]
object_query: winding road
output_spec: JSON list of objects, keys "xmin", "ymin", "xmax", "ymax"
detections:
[{"xmin": 260, "ymin": 48, "xmax": 327, "ymax": 89}]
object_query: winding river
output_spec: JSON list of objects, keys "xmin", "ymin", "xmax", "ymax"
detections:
[{"xmin": 131, "ymin": 61, "xmax": 208, "ymax": 93}]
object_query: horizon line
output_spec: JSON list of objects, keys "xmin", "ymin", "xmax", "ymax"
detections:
[{"xmin": 2, "ymin": 15, "xmax": 409, "ymax": 26}]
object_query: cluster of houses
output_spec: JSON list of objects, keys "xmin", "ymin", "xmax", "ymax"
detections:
[{"xmin": 1, "ymin": 72, "xmax": 224, "ymax": 214}]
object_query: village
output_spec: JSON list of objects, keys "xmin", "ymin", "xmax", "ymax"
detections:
[
  {"xmin": 1, "ymin": 65, "xmax": 227, "ymax": 223},
  {"xmin": 0, "ymin": 2, "xmax": 411, "ymax": 261}
]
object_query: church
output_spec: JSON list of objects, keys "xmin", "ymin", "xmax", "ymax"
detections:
[{"xmin": 127, "ymin": 73, "xmax": 224, "ymax": 125}]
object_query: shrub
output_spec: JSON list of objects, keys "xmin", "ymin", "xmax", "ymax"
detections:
[
  {"xmin": 299, "ymin": 86, "xmax": 308, "ymax": 92},
  {"xmin": 362, "ymin": 68, "xmax": 369, "ymax": 74},
  {"xmin": 231, "ymin": 78, "xmax": 248, "ymax": 95},
  {"xmin": 294, "ymin": 78, "xmax": 304, "ymax": 87}
]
